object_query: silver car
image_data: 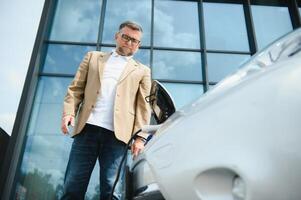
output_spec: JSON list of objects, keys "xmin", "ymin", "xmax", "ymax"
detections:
[{"xmin": 127, "ymin": 28, "xmax": 301, "ymax": 200}]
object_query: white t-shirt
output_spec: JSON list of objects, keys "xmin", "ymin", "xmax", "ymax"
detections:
[{"xmin": 86, "ymin": 50, "xmax": 132, "ymax": 131}]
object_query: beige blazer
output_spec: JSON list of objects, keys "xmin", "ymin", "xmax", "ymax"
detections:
[{"xmin": 63, "ymin": 51, "xmax": 151, "ymax": 144}]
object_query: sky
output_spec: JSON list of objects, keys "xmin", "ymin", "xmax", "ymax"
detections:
[{"xmin": 0, "ymin": 0, "xmax": 45, "ymax": 135}]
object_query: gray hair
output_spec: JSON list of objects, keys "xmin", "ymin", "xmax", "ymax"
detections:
[{"xmin": 119, "ymin": 21, "xmax": 143, "ymax": 33}]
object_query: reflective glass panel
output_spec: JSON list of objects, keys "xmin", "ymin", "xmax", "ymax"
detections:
[
  {"xmin": 49, "ymin": 0, "xmax": 102, "ymax": 42},
  {"xmin": 203, "ymin": 2, "xmax": 249, "ymax": 51},
  {"xmin": 153, "ymin": 50, "xmax": 202, "ymax": 81},
  {"xmin": 42, "ymin": 44, "xmax": 96, "ymax": 74},
  {"xmin": 163, "ymin": 83, "xmax": 203, "ymax": 109},
  {"xmin": 252, "ymin": 5, "xmax": 292, "ymax": 50},
  {"xmin": 27, "ymin": 77, "xmax": 72, "ymax": 135},
  {"xmin": 101, "ymin": 46, "xmax": 151, "ymax": 66},
  {"xmin": 100, "ymin": 46, "xmax": 114, "ymax": 52},
  {"xmin": 207, "ymin": 53, "xmax": 250, "ymax": 82},
  {"xmin": 14, "ymin": 135, "xmax": 100, "ymax": 199},
  {"xmin": 133, "ymin": 49, "xmax": 151, "ymax": 67},
  {"xmin": 102, "ymin": 0, "xmax": 151, "ymax": 46},
  {"xmin": 154, "ymin": 0, "xmax": 200, "ymax": 49}
]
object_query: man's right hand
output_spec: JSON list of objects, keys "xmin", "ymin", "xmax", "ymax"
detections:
[{"xmin": 61, "ymin": 115, "xmax": 75, "ymax": 135}]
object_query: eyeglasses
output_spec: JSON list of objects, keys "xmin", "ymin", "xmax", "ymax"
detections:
[{"xmin": 120, "ymin": 33, "xmax": 141, "ymax": 46}]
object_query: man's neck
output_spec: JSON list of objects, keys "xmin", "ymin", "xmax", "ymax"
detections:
[{"xmin": 115, "ymin": 48, "xmax": 133, "ymax": 57}]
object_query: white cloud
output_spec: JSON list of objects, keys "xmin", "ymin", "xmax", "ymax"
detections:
[
  {"xmin": 0, "ymin": 67, "xmax": 26, "ymax": 136},
  {"xmin": 7, "ymin": 70, "xmax": 25, "ymax": 90},
  {"xmin": 46, "ymin": 169, "xmax": 64, "ymax": 184},
  {"xmin": 50, "ymin": 0, "xmax": 101, "ymax": 42},
  {"xmin": 0, "ymin": 112, "xmax": 15, "ymax": 135},
  {"xmin": 153, "ymin": 1, "xmax": 199, "ymax": 48}
]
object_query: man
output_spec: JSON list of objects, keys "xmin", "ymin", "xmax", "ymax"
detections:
[{"xmin": 60, "ymin": 21, "xmax": 151, "ymax": 200}]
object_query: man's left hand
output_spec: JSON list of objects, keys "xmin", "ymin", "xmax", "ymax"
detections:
[{"xmin": 131, "ymin": 137, "xmax": 145, "ymax": 158}]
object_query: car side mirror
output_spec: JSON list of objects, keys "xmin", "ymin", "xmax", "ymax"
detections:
[{"xmin": 146, "ymin": 80, "xmax": 176, "ymax": 124}]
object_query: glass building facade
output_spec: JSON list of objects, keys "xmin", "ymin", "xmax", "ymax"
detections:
[{"xmin": 2, "ymin": 0, "xmax": 301, "ymax": 199}]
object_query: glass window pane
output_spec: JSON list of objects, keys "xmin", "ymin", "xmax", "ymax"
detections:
[
  {"xmin": 99, "ymin": 46, "xmax": 114, "ymax": 53},
  {"xmin": 102, "ymin": 0, "xmax": 151, "ymax": 46},
  {"xmin": 207, "ymin": 53, "xmax": 250, "ymax": 82},
  {"xmin": 163, "ymin": 83, "xmax": 203, "ymax": 109},
  {"xmin": 101, "ymin": 47, "xmax": 150, "ymax": 66},
  {"xmin": 49, "ymin": 0, "xmax": 102, "ymax": 42},
  {"xmin": 134, "ymin": 49, "xmax": 151, "ymax": 67},
  {"xmin": 154, "ymin": 0, "xmax": 200, "ymax": 49},
  {"xmin": 14, "ymin": 135, "xmax": 100, "ymax": 199},
  {"xmin": 252, "ymin": 5, "xmax": 293, "ymax": 50},
  {"xmin": 204, "ymin": 3, "xmax": 249, "ymax": 51},
  {"xmin": 42, "ymin": 44, "xmax": 96, "ymax": 74},
  {"xmin": 153, "ymin": 50, "xmax": 202, "ymax": 81},
  {"xmin": 27, "ymin": 77, "xmax": 72, "ymax": 135}
]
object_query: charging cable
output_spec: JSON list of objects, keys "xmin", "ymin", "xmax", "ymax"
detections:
[{"xmin": 109, "ymin": 124, "xmax": 162, "ymax": 200}]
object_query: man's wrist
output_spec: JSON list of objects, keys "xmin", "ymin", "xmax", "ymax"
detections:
[
  {"xmin": 135, "ymin": 135, "xmax": 147, "ymax": 143},
  {"xmin": 63, "ymin": 113, "xmax": 75, "ymax": 117}
]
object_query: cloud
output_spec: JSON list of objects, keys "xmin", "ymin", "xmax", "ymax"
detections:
[
  {"xmin": 9, "ymin": 73, "xmax": 25, "ymax": 89},
  {"xmin": 50, "ymin": 0, "xmax": 101, "ymax": 42},
  {"xmin": 153, "ymin": 50, "xmax": 202, "ymax": 81},
  {"xmin": 46, "ymin": 169, "xmax": 64, "ymax": 184},
  {"xmin": 153, "ymin": 1, "xmax": 200, "ymax": 48},
  {"xmin": 0, "ymin": 112, "xmax": 15, "ymax": 135},
  {"xmin": 0, "ymin": 62, "xmax": 28, "ymax": 137},
  {"xmin": 102, "ymin": 0, "xmax": 152, "ymax": 44}
]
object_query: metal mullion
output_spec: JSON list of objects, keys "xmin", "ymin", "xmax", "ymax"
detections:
[
  {"xmin": 99, "ymin": 43, "xmax": 115, "ymax": 47},
  {"xmin": 100, "ymin": 43, "xmax": 152, "ymax": 50},
  {"xmin": 204, "ymin": 0, "xmax": 243, "ymax": 4},
  {"xmin": 39, "ymin": 72, "xmax": 75, "ymax": 78},
  {"xmin": 250, "ymin": 0, "xmax": 287, "ymax": 7},
  {"xmin": 243, "ymin": 0, "xmax": 258, "ymax": 55},
  {"xmin": 152, "ymin": 47, "xmax": 202, "ymax": 52},
  {"xmin": 135, "ymin": 46, "xmax": 151, "ymax": 50},
  {"xmin": 155, "ymin": 79, "xmax": 205, "ymax": 85},
  {"xmin": 288, "ymin": 0, "xmax": 301, "ymax": 29},
  {"xmin": 207, "ymin": 49, "xmax": 250, "ymax": 55},
  {"xmin": 209, "ymin": 81, "xmax": 218, "ymax": 85},
  {"xmin": 45, "ymin": 40, "xmax": 97, "ymax": 47},
  {"xmin": 97, "ymin": 0, "xmax": 107, "ymax": 50},
  {"xmin": 171, "ymin": 0, "xmax": 199, "ymax": 2},
  {"xmin": 199, "ymin": 0, "xmax": 209, "ymax": 92},
  {"xmin": 150, "ymin": 0, "xmax": 155, "ymax": 72}
]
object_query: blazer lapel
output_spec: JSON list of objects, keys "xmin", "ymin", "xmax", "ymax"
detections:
[
  {"xmin": 98, "ymin": 52, "xmax": 111, "ymax": 82},
  {"xmin": 118, "ymin": 58, "xmax": 138, "ymax": 84}
]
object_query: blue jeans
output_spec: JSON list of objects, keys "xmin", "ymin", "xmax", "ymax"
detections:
[{"xmin": 61, "ymin": 124, "xmax": 126, "ymax": 200}]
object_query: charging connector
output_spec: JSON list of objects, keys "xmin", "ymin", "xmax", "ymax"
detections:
[{"xmin": 109, "ymin": 125, "xmax": 161, "ymax": 200}]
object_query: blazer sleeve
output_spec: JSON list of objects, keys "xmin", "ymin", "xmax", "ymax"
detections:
[
  {"xmin": 63, "ymin": 51, "xmax": 92, "ymax": 117},
  {"xmin": 133, "ymin": 67, "xmax": 152, "ymax": 139}
]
